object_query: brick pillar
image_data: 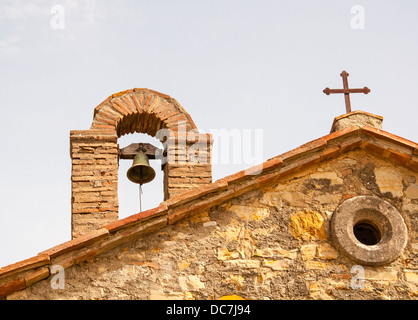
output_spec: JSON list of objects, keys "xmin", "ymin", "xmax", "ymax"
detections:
[
  {"xmin": 70, "ymin": 130, "xmax": 119, "ymax": 238},
  {"xmin": 164, "ymin": 131, "xmax": 213, "ymax": 200}
]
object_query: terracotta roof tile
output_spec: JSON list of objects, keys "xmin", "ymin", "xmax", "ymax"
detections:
[
  {"xmin": 319, "ymin": 146, "xmax": 341, "ymax": 161},
  {"xmin": 220, "ymin": 157, "xmax": 283, "ymax": 185},
  {"xmin": 0, "ymin": 254, "xmax": 50, "ymax": 279},
  {"xmin": 325, "ymin": 125, "xmax": 360, "ymax": 141},
  {"xmin": 163, "ymin": 181, "xmax": 228, "ymax": 209},
  {"xmin": 105, "ymin": 215, "xmax": 167, "ymax": 247},
  {"xmin": 387, "ymin": 148, "xmax": 412, "ymax": 166},
  {"xmin": 38, "ymin": 228, "xmax": 109, "ymax": 258},
  {"xmin": 256, "ymin": 172, "xmax": 279, "ymax": 189},
  {"xmin": 362, "ymin": 125, "xmax": 418, "ymax": 150},
  {"xmin": 103, "ymin": 204, "xmax": 168, "ymax": 233},
  {"xmin": 24, "ymin": 267, "xmax": 49, "ymax": 287},
  {"xmin": 279, "ymin": 138, "xmax": 327, "ymax": 163},
  {"xmin": 362, "ymin": 139, "xmax": 387, "ymax": 156},
  {"xmin": 0, "ymin": 278, "xmax": 25, "ymax": 299},
  {"xmin": 410, "ymin": 157, "xmax": 418, "ymax": 171},
  {"xmin": 339, "ymin": 135, "xmax": 363, "ymax": 152},
  {"xmin": 168, "ymin": 206, "xmax": 190, "ymax": 225}
]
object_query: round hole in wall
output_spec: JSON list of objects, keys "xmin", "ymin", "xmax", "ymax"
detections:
[
  {"xmin": 353, "ymin": 221, "xmax": 381, "ymax": 245},
  {"xmin": 330, "ymin": 196, "xmax": 408, "ymax": 266}
]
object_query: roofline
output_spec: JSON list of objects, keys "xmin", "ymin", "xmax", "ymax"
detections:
[{"xmin": 1, "ymin": 125, "xmax": 417, "ymax": 298}]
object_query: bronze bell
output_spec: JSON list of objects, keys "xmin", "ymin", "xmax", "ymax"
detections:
[{"xmin": 126, "ymin": 152, "xmax": 156, "ymax": 185}]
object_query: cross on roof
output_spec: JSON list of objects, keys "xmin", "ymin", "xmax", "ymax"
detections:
[{"xmin": 323, "ymin": 71, "xmax": 371, "ymax": 113}]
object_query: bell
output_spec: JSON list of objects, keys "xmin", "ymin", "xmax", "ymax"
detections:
[{"xmin": 126, "ymin": 152, "xmax": 156, "ymax": 185}]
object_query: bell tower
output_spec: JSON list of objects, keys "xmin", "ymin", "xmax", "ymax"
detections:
[{"xmin": 70, "ymin": 88, "xmax": 213, "ymax": 238}]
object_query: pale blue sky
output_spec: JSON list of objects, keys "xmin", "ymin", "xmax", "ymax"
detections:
[{"xmin": 0, "ymin": 1, "xmax": 417, "ymax": 268}]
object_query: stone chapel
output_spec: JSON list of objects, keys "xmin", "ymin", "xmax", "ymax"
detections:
[{"xmin": 0, "ymin": 86, "xmax": 417, "ymax": 300}]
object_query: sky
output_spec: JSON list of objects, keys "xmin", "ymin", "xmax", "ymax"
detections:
[{"xmin": 0, "ymin": 0, "xmax": 417, "ymax": 268}]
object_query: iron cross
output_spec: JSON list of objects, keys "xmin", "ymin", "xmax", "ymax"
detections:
[{"xmin": 323, "ymin": 71, "xmax": 370, "ymax": 113}]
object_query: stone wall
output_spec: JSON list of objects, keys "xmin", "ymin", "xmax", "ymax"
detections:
[{"xmin": 16, "ymin": 150, "xmax": 418, "ymax": 300}]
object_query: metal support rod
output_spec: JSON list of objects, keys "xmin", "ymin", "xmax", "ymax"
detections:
[
  {"xmin": 139, "ymin": 184, "xmax": 142, "ymax": 213},
  {"xmin": 139, "ymin": 167, "xmax": 143, "ymax": 212}
]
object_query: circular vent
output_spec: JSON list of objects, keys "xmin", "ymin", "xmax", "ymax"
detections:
[{"xmin": 330, "ymin": 196, "xmax": 408, "ymax": 266}]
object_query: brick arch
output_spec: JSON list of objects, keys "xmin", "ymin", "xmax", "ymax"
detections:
[{"xmin": 91, "ymin": 88, "xmax": 198, "ymax": 138}]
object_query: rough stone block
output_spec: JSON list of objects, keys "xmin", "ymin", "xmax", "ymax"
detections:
[
  {"xmin": 222, "ymin": 260, "xmax": 261, "ymax": 270},
  {"xmin": 290, "ymin": 211, "xmax": 327, "ymax": 241},
  {"xmin": 364, "ymin": 269, "xmax": 398, "ymax": 281},
  {"xmin": 404, "ymin": 271, "xmax": 418, "ymax": 284},
  {"xmin": 230, "ymin": 205, "xmax": 270, "ymax": 221},
  {"xmin": 317, "ymin": 243, "xmax": 339, "ymax": 260},
  {"xmin": 374, "ymin": 167, "xmax": 403, "ymax": 198},
  {"xmin": 310, "ymin": 172, "xmax": 343, "ymax": 185},
  {"xmin": 331, "ymin": 111, "xmax": 383, "ymax": 133},
  {"xmin": 405, "ymin": 184, "xmax": 418, "ymax": 199},
  {"xmin": 263, "ymin": 259, "xmax": 290, "ymax": 271}
]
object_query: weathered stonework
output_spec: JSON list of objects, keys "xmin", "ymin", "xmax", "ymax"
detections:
[
  {"xmin": 374, "ymin": 167, "xmax": 404, "ymax": 198},
  {"xmin": 14, "ymin": 149, "xmax": 418, "ymax": 300},
  {"xmin": 330, "ymin": 110, "xmax": 383, "ymax": 133},
  {"xmin": 2, "ymin": 98, "xmax": 417, "ymax": 300}
]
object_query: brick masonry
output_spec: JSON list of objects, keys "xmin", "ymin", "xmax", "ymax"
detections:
[
  {"xmin": 70, "ymin": 130, "xmax": 119, "ymax": 238},
  {"xmin": 70, "ymin": 89, "xmax": 212, "ymax": 238},
  {"xmin": 163, "ymin": 132, "xmax": 213, "ymax": 199}
]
